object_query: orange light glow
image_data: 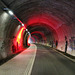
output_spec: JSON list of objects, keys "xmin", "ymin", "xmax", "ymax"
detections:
[
  {"xmin": 12, "ymin": 26, "xmax": 25, "ymax": 53},
  {"xmin": 17, "ymin": 27, "xmax": 25, "ymax": 44}
]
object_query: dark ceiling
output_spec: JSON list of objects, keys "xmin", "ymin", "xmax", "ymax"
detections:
[{"xmin": 1, "ymin": 0, "xmax": 75, "ymax": 25}]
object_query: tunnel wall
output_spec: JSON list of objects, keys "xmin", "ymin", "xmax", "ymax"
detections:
[
  {"xmin": 57, "ymin": 23, "xmax": 75, "ymax": 54},
  {"xmin": 0, "ymin": 0, "xmax": 75, "ymax": 58},
  {"xmin": 0, "ymin": 7, "xmax": 20, "ymax": 60},
  {"xmin": 26, "ymin": 14, "xmax": 75, "ymax": 53}
]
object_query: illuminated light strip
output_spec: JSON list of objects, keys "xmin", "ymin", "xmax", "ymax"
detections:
[
  {"xmin": 14, "ymin": 15, "xmax": 27, "ymax": 29},
  {"xmin": 1, "ymin": 0, "xmax": 30, "ymax": 52},
  {"xmin": 1, "ymin": 0, "xmax": 26, "ymax": 28},
  {"xmin": 13, "ymin": 26, "xmax": 27, "ymax": 53},
  {"xmin": 14, "ymin": 15, "xmax": 25, "ymax": 27},
  {"xmin": 13, "ymin": 26, "xmax": 25, "ymax": 52},
  {"xmin": 16, "ymin": 26, "xmax": 25, "ymax": 45}
]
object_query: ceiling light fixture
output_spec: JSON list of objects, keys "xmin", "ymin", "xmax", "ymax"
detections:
[
  {"xmin": 8, "ymin": 10, "xmax": 14, "ymax": 15},
  {"xmin": 22, "ymin": 23, "xmax": 24, "ymax": 26}
]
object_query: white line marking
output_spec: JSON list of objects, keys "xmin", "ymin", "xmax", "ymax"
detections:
[{"xmin": 23, "ymin": 44, "xmax": 37, "ymax": 75}]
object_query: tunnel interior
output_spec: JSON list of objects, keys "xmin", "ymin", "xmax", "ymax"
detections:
[
  {"xmin": 0, "ymin": 0, "xmax": 75, "ymax": 60},
  {"xmin": 27, "ymin": 23, "xmax": 57, "ymax": 43}
]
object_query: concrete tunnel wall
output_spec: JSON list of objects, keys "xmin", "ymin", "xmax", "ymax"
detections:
[
  {"xmin": 0, "ymin": 7, "xmax": 28, "ymax": 60},
  {"xmin": 0, "ymin": 0, "xmax": 75, "ymax": 60},
  {"xmin": 27, "ymin": 18, "xmax": 75, "ymax": 51}
]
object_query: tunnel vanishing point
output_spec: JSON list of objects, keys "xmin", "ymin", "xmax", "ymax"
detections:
[{"xmin": 0, "ymin": 0, "xmax": 75, "ymax": 60}]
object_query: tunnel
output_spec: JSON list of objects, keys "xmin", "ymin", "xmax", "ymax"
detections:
[{"xmin": 0, "ymin": 0, "xmax": 75, "ymax": 74}]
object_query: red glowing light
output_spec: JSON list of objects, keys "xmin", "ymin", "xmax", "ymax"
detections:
[
  {"xmin": 27, "ymin": 13, "xmax": 70, "ymax": 43},
  {"xmin": 13, "ymin": 26, "xmax": 25, "ymax": 53},
  {"xmin": 17, "ymin": 27, "xmax": 24, "ymax": 45},
  {"xmin": 32, "ymin": 35, "xmax": 39, "ymax": 42},
  {"xmin": 31, "ymin": 31, "xmax": 47, "ymax": 42},
  {"xmin": 14, "ymin": 15, "xmax": 23, "ymax": 24}
]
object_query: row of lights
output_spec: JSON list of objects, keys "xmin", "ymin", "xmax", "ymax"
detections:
[
  {"xmin": 8, "ymin": 10, "xmax": 25, "ymax": 26},
  {"xmin": 1, "ymin": 1, "xmax": 31, "ymax": 44},
  {"xmin": 3, "ymin": 8, "xmax": 30, "ymax": 33},
  {"xmin": 9, "ymin": 10, "xmax": 31, "ymax": 38},
  {"xmin": 9, "ymin": 10, "xmax": 31, "ymax": 35},
  {"xmin": 3, "ymin": 8, "xmax": 25, "ymax": 27}
]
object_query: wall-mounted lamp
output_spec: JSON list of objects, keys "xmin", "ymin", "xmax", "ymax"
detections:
[
  {"xmin": 22, "ymin": 23, "xmax": 24, "ymax": 26},
  {"xmin": 26, "ymin": 29, "xmax": 28, "ymax": 31},
  {"xmin": 8, "ymin": 10, "xmax": 14, "ymax": 15},
  {"xmin": 28, "ymin": 32, "xmax": 30, "ymax": 34}
]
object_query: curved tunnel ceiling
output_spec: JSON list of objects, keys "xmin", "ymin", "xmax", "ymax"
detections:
[
  {"xmin": 27, "ymin": 23, "xmax": 57, "ymax": 43},
  {"xmin": 2, "ymin": 0, "xmax": 75, "ymax": 24},
  {"xmin": 1, "ymin": 0, "xmax": 75, "ymax": 50}
]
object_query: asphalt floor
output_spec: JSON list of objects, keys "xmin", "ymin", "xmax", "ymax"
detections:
[
  {"xmin": 0, "ymin": 44, "xmax": 75, "ymax": 75},
  {"xmin": 31, "ymin": 44, "xmax": 75, "ymax": 75}
]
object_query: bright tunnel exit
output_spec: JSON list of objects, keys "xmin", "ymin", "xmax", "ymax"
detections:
[{"xmin": 28, "ymin": 37, "xmax": 33, "ymax": 44}]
